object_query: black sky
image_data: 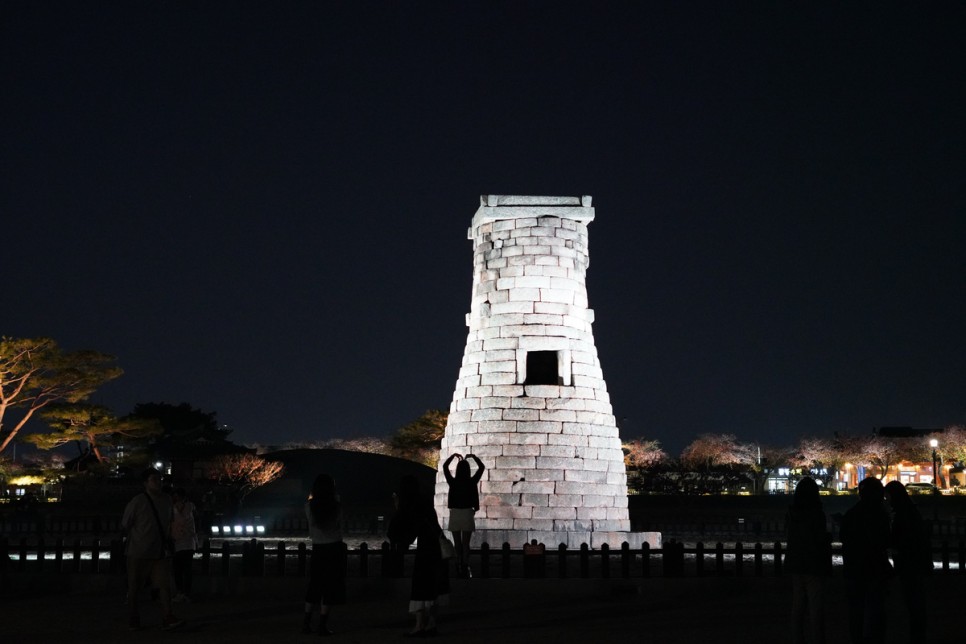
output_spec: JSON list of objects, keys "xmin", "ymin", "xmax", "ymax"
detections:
[{"xmin": 3, "ymin": 1, "xmax": 964, "ymax": 457}]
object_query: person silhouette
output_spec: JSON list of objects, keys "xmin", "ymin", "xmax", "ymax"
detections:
[
  {"xmin": 388, "ymin": 475, "xmax": 450, "ymax": 636},
  {"xmin": 169, "ymin": 488, "xmax": 198, "ymax": 603},
  {"xmin": 840, "ymin": 476, "xmax": 892, "ymax": 644},
  {"xmin": 785, "ymin": 477, "xmax": 832, "ymax": 644},
  {"xmin": 121, "ymin": 468, "xmax": 183, "ymax": 631},
  {"xmin": 884, "ymin": 480, "xmax": 932, "ymax": 642},
  {"xmin": 302, "ymin": 474, "xmax": 346, "ymax": 636},
  {"xmin": 442, "ymin": 452, "xmax": 485, "ymax": 578}
]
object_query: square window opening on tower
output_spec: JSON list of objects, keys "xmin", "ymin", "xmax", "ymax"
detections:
[{"xmin": 524, "ymin": 350, "xmax": 561, "ymax": 386}]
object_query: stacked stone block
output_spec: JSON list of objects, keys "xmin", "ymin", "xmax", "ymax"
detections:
[{"xmin": 435, "ymin": 195, "xmax": 650, "ymax": 549}]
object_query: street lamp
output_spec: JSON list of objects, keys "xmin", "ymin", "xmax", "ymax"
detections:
[{"xmin": 930, "ymin": 439, "xmax": 939, "ymax": 489}]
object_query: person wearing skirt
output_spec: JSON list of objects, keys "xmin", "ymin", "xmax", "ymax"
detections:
[
  {"xmin": 443, "ymin": 453, "xmax": 485, "ymax": 578},
  {"xmin": 303, "ymin": 474, "xmax": 346, "ymax": 636}
]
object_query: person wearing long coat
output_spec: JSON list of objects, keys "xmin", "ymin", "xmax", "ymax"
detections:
[
  {"xmin": 388, "ymin": 474, "xmax": 450, "ymax": 636},
  {"xmin": 840, "ymin": 477, "xmax": 893, "ymax": 644},
  {"xmin": 884, "ymin": 480, "xmax": 932, "ymax": 642},
  {"xmin": 784, "ymin": 477, "xmax": 832, "ymax": 644}
]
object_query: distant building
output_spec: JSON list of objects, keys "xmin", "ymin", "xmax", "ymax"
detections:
[
  {"xmin": 875, "ymin": 426, "xmax": 949, "ymax": 487},
  {"xmin": 766, "ymin": 426, "xmax": 951, "ymax": 494}
]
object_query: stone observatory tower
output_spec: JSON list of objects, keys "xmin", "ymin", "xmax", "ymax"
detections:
[{"xmin": 434, "ymin": 195, "xmax": 654, "ymax": 549}]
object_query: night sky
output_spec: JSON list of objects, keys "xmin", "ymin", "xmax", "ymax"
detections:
[{"xmin": 3, "ymin": 2, "xmax": 964, "ymax": 458}]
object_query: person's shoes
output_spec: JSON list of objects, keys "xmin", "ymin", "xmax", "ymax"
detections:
[{"xmin": 161, "ymin": 614, "xmax": 184, "ymax": 630}]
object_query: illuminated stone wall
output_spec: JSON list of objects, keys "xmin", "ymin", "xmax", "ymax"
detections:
[{"xmin": 434, "ymin": 195, "xmax": 649, "ymax": 549}]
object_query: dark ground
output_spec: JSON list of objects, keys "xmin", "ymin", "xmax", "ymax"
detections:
[{"xmin": 3, "ymin": 572, "xmax": 959, "ymax": 643}]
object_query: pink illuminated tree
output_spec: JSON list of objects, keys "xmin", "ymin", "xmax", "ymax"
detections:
[
  {"xmin": 206, "ymin": 453, "xmax": 284, "ymax": 507},
  {"xmin": 623, "ymin": 437, "xmax": 668, "ymax": 469}
]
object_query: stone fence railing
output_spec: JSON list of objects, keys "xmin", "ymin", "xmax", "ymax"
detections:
[
  {"xmin": 3, "ymin": 538, "xmax": 966, "ymax": 579},
  {"xmin": 7, "ymin": 510, "xmax": 966, "ymax": 545}
]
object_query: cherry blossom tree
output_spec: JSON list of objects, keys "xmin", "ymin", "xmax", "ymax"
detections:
[
  {"xmin": 680, "ymin": 433, "xmax": 755, "ymax": 470},
  {"xmin": 206, "ymin": 453, "xmax": 284, "ymax": 508},
  {"xmin": 791, "ymin": 436, "xmax": 851, "ymax": 488},
  {"xmin": 623, "ymin": 437, "xmax": 668, "ymax": 469}
]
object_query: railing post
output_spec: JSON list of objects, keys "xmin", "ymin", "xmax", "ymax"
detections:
[
  {"xmin": 221, "ymin": 541, "xmax": 231, "ymax": 576},
  {"xmin": 54, "ymin": 538, "xmax": 64, "ymax": 572},
  {"xmin": 715, "ymin": 542, "xmax": 724, "ymax": 576},
  {"xmin": 621, "ymin": 542, "xmax": 631, "ymax": 579},
  {"xmin": 641, "ymin": 542, "xmax": 650, "ymax": 578},
  {"xmin": 379, "ymin": 541, "xmax": 388, "ymax": 578},
  {"xmin": 241, "ymin": 538, "xmax": 265, "ymax": 577},
  {"xmin": 72, "ymin": 539, "xmax": 82, "ymax": 573},
  {"xmin": 735, "ymin": 542, "xmax": 744, "ymax": 577},
  {"xmin": 523, "ymin": 540, "xmax": 545, "ymax": 579},
  {"xmin": 36, "ymin": 538, "xmax": 45, "ymax": 572},
  {"xmin": 600, "ymin": 543, "xmax": 610, "ymax": 579},
  {"xmin": 201, "ymin": 539, "xmax": 211, "ymax": 574},
  {"xmin": 663, "ymin": 540, "xmax": 683, "ymax": 578},
  {"xmin": 19, "ymin": 538, "xmax": 28, "ymax": 572},
  {"xmin": 754, "ymin": 542, "xmax": 763, "ymax": 577},
  {"xmin": 501, "ymin": 543, "xmax": 511, "ymax": 578},
  {"xmin": 774, "ymin": 541, "xmax": 783, "ymax": 576},
  {"xmin": 359, "ymin": 542, "xmax": 369, "ymax": 578},
  {"xmin": 695, "ymin": 542, "xmax": 705, "ymax": 577},
  {"xmin": 276, "ymin": 541, "xmax": 286, "ymax": 576},
  {"xmin": 297, "ymin": 542, "xmax": 308, "ymax": 576},
  {"xmin": 480, "ymin": 542, "xmax": 490, "ymax": 579},
  {"xmin": 941, "ymin": 541, "xmax": 950, "ymax": 572},
  {"xmin": 579, "ymin": 543, "xmax": 590, "ymax": 578},
  {"xmin": 380, "ymin": 541, "xmax": 396, "ymax": 578},
  {"xmin": 557, "ymin": 544, "xmax": 568, "ymax": 579}
]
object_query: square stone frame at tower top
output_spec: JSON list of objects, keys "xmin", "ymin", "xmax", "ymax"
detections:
[{"xmin": 434, "ymin": 195, "xmax": 660, "ymax": 550}]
